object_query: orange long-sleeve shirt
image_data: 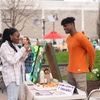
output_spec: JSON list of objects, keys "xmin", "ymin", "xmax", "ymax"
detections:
[{"xmin": 66, "ymin": 32, "xmax": 95, "ymax": 73}]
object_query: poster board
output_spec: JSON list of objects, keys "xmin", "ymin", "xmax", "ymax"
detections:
[
  {"xmin": 30, "ymin": 43, "xmax": 62, "ymax": 84},
  {"xmin": 45, "ymin": 43, "xmax": 62, "ymax": 82},
  {"xmin": 30, "ymin": 45, "xmax": 44, "ymax": 83}
]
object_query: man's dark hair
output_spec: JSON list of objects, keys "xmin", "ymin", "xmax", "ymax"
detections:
[
  {"xmin": 0, "ymin": 28, "xmax": 18, "ymax": 52},
  {"xmin": 61, "ymin": 17, "xmax": 75, "ymax": 25}
]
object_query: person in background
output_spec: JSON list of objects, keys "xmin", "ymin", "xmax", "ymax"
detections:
[
  {"xmin": 0, "ymin": 28, "xmax": 31, "ymax": 100},
  {"xmin": 53, "ymin": 39, "xmax": 57, "ymax": 45},
  {"xmin": 92, "ymin": 38, "xmax": 98, "ymax": 49},
  {"xmin": 22, "ymin": 36, "xmax": 34, "ymax": 80},
  {"xmin": 61, "ymin": 17, "xmax": 95, "ymax": 94},
  {"xmin": 36, "ymin": 38, "xmax": 39, "ymax": 45}
]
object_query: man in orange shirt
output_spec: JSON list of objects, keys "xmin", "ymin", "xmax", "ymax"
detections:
[{"xmin": 61, "ymin": 17, "xmax": 95, "ymax": 93}]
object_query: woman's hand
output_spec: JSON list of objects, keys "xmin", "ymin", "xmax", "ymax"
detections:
[{"xmin": 24, "ymin": 44, "xmax": 31, "ymax": 53}]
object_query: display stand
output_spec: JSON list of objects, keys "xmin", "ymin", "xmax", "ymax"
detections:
[
  {"xmin": 30, "ymin": 43, "xmax": 62, "ymax": 83},
  {"xmin": 45, "ymin": 43, "xmax": 62, "ymax": 82}
]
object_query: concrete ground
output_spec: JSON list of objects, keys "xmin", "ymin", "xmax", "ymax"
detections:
[{"xmin": 0, "ymin": 88, "xmax": 7, "ymax": 100}]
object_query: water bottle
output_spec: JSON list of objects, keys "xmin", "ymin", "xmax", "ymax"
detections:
[{"xmin": 40, "ymin": 70, "xmax": 44, "ymax": 84}]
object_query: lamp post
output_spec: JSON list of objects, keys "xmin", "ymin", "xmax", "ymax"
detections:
[
  {"xmin": 34, "ymin": 14, "xmax": 58, "ymax": 36},
  {"xmin": 53, "ymin": 14, "xmax": 58, "ymax": 31},
  {"xmin": 42, "ymin": 19, "xmax": 45, "ymax": 36}
]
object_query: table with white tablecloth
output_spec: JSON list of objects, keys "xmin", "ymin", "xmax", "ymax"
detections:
[{"xmin": 21, "ymin": 81, "xmax": 87, "ymax": 100}]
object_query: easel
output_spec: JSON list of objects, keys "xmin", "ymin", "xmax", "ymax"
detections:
[
  {"xmin": 30, "ymin": 43, "xmax": 62, "ymax": 83},
  {"xmin": 45, "ymin": 43, "xmax": 62, "ymax": 82}
]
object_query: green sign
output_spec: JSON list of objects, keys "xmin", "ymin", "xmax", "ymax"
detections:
[{"xmin": 30, "ymin": 45, "xmax": 44, "ymax": 83}]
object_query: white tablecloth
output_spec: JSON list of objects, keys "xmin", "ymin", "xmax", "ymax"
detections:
[{"xmin": 21, "ymin": 81, "xmax": 87, "ymax": 100}]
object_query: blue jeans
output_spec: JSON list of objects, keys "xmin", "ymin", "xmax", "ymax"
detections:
[
  {"xmin": 25, "ymin": 65, "xmax": 31, "ymax": 73},
  {"xmin": 7, "ymin": 74, "xmax": 22, "ymax": 100},
  {"xmin": 25, "ymin": 65, "xmax": 31, "ymax": 81}
]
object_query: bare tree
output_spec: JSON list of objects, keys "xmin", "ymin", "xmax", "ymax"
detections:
[
  {"xmin": 0, "ymin": 0, "xmax": 39, "ymax": 31},
  {"xmin": 97, "ymin": 2, "xmax": 100, "ymax": 38}
]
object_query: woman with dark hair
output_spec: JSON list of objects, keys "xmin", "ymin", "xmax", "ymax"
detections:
[{"xmin": 0, "ymin": 28, "xmax": 31, "ymax": 100}]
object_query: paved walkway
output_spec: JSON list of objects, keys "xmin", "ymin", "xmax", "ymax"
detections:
[{"xmin": 0, "ymin": 88, "xmax": 7, "ymax": 100}]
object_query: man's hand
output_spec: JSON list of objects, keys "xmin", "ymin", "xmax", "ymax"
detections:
[{"xmin": 89, "ymin": 67, "xmax": 92, "ymax": 72}]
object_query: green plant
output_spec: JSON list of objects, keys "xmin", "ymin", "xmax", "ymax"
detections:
[
  {"xmin": 91, "ymin": 68, "xmax": 100, "ymax": 80},
  {"xmin": 44, "ymin": 51, "xmax": 69, "ymax": 64}
]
